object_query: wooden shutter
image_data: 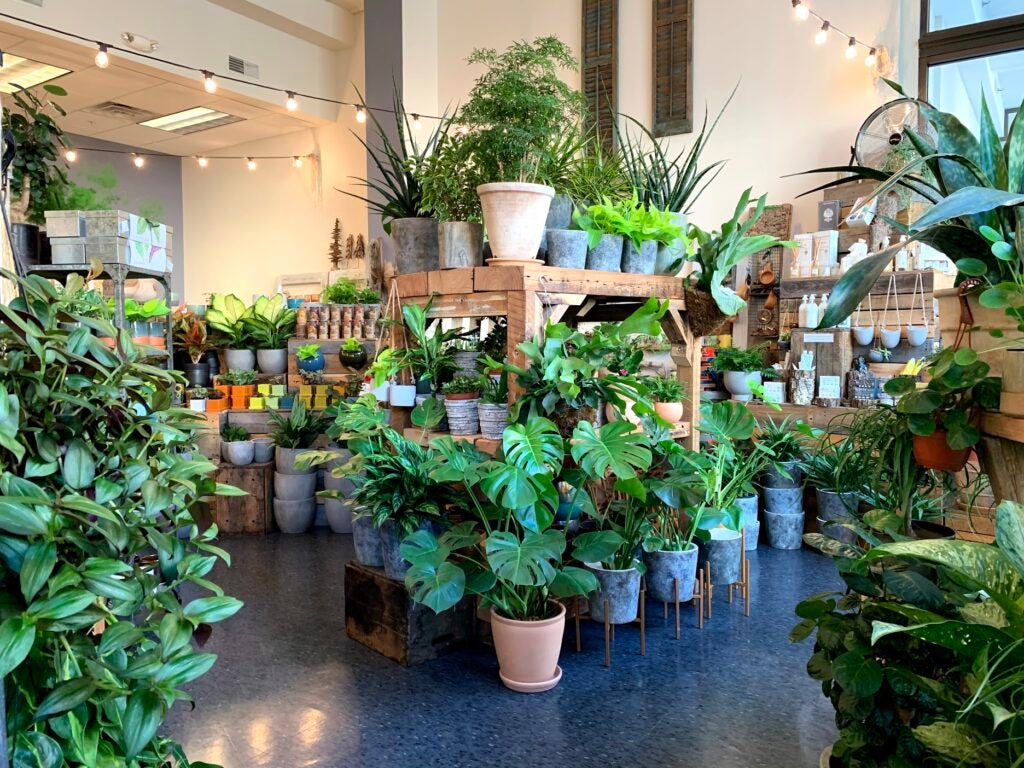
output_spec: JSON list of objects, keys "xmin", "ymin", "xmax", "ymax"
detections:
[
  {"xmin": 582, "ymin": 0, "xmax": 618, "ymax": 151},
  {"xmin": 653, "ymin": 0, "xmax": 693, "ymax": 137}
]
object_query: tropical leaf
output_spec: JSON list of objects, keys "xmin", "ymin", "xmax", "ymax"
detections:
[
  {"xmin": 995, "ymin": 500, "xmax": 1024, "ymax": 575},
  {"xmin": 699, "ymin": 399, "xmax": 757, "ymax": 441},
  {"xmin": 912, "ymin": 186, "xmax": 1024, "ymax": 230},
  {"xmin": 570, "ymin": 530, "xmax": 625, "ymax": 564},
  {"xmin": 570, "ymin": 420, "xmax": 652, "ymax": 480},
  {"xmin": 405, "ymin": 560, "xmax": 466, "ymax": 614},
  {"xmin": 549, "ymin": 566, "xmax": 599, "ymax": 598},
  {"xmin": 485, "ymin": 529, "xmax": 564, "ymax": 586},
  {"xmin": 502, "ymin": 417, "xmax": 563, "ymax": 474},
  {"xmin": 831, "ymin": 651, "xmax": 883, "ymax": 698}
]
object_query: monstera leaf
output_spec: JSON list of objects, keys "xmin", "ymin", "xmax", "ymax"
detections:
[
  {"xmin": 485, "ymin": 530, "xmax": 565, "ymax": 587},
  {"xmin": 502, "ymin": 417, "xmax": 563, "ymax": 474},
  {"xmin": 570, "ymin": 421, "xmax": 652, "ymax": 480},
  {"xmin": 411, "ymin": 396, "xmax": 446, "ymax": 430},
  {"xmin": 405, "ymin": 560, "xmax": 466, "ymax": 614},
  {"xmin": 699, "ymin": 399, "xmax": 757, "ymax": 442}
]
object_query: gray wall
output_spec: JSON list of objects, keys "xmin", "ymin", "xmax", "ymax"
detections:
[{"xmin": 66, "ymin": 134, "xmax": 185, "ymax": 299}]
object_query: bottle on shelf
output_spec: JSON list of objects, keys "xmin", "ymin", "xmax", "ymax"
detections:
[
  {"xmin": 894, "ymin": 235, "xmax": 909, "ymax": 271},
  {"xmin": 819, "ymin": 293, "xmax": 830, "ymax": 327},
  {"xmin": 806, "ymin": 294, "xmax": 819, "ymax": 328},
  {"xmin": 798, "ymin": 295, "xmax": 809, "ymax": 328}
]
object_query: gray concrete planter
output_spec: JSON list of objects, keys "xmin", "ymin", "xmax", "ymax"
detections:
[
  {"xmin": 324, "ymin": 499, "xmax": 353, "ymax": 533},
  {"xmin": 763, "ymin": 486, "xmax": 803, "ymax": 515},
  {"xmin": 273, "ymin": 497, "xmax": 315, "ymax": 533},
  {"xmin": 763, "ymin": 460, "xmax": 804, "ymax": 489},
  {"xmin": 621, "ymin": 240, "xmax": 658, "ymax": 274},
  {"xmin": 380, "ymin": 520, "xmax": 418, "ymax": 580},
  {"xmin": 696, "ymin": 529, "xmax": 743, "ymax": 586},
  {"xmin": 252, "ymin": 437, "xmax": 275, "ymax": 464},
  {"xmin": 391, "ymin": 217, "xmax": 440, "ymax": 273},
  {"xmin": 816, "ymin": 489, "xmax": 859, "ymax": 522},
  {"xmin": 257, "ymin": 348, "xmax": 288, "ymax": 374},
  {"xmin": 352, "ymin": 514, "xmax": 384, "ymax": 566},
  {"xmin": 586, "ymin": 234, "xmax": 623, "ymax": 271},
  {"xmin": 654, "ymin": 213, "xmax": 688, "ymax": 275},
  {"xmin": 546, "ymin": 229, "xmax": 588, "ymax": 269},
  {"xmin": 586, "ymin": 563, "xmax": 641, "ymax": 624},
  {"xmin": 438, "ymin": 221, "xmax": 483, "ymax": 269},
  {"xmin": 274, "ymin": 471, "xmax": 317, "ymax": 501},
  {"xmin": 224, "ymin": 348, "xmax": 255, "ymax": 371},
  {"xmin": 545, "ymin": 193, "xmax": 574, "ymax": 230},
  {"xmin": 737, "ymin": 494, "xmax": 759, "ymax": 551},
  {"xmin": 223, "ymin": 440, "xmax": 254, "ymax": 466},
  {"xmin": 276, "ymin": 446, "xmax": 314, "ymax": 475},
  {"xmin": 453, "ymin": 350, "xmax": 481, "ymax": 378},
  {"xmin": 764, "ymin": 510, "xmax": 805, "ymax": 549},
  {"xmin": 818, "ymin": 516, "xmax": 858, "ymax": 545},
  {"xmin": 444, "ymin": 397, "xmax": 480, "ymax": 435},
  {"xmin": 477, "ymin": 402, "xmax": 509, "ymax": 440},
  {"xmin": 646, "ymin": 545, "xmax": 698, "ymax": 603}
]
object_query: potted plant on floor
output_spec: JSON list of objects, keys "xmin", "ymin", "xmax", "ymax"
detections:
[
  {"xmin": 297, "ymin": 342, "xmax": 326, "ymax": 373},
  {"xmin": 458, "ymin": 36, "xmax": 584, "ymax": 263},
  {"xmin": 339, "ymin": 337, "xmax": 369, "ymax": 370},
  {"xmin": 802, "ymin": 428, "xmax": 871, "ymax": 544},
  {"xmin": 221, "ymin": 425, "xmax": 255, "ymax": 466},
  {"xmin": 419, "ymin": 124, "xmax": 485, "ymax": 269},
  {"xmin": 442, "ymin": 376, "xmax": 482, "ymax": 436},
  {"xmin": 643, "ymin": 375, "xmax": 686, "ymax": 423},
  {"xmin": 187, "ymin": 386, "xmax": 208, "ymax": 413},
  {"xmin": 247, "ymin": 293, "xmax": 296, "ymax": 374},
  {"xmin": 207, "ymin": 292, "xmax": 256, "ymax": 370},
  {"xmin": 478, "ymin": 372, "xmax": 509, "ymax": 439},
  {"xmin": 711, "ymin": 344, "xmax": 767, "ymax": 402},
  {"xmin": 757, "ymin": 418, "xmax": 808, "ymax": 549},
  {"xmin": 268, "ymin": 401, "xmax": 331, "ymax": 533}
]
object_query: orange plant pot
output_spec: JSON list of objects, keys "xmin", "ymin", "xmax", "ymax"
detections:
[
  {"xmin": 214, "ymin": 384, "xmax": 232, "ymax": 401},
  {"xmin": 207, "ymin": 397, "xmax": 229, "ymax": 413},
  {"xmin": 912, "ymin": 430, "xmax": 972, "ymax": 472}
]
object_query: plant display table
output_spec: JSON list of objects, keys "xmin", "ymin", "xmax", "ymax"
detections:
[
  {"xmin": 390, "ymin": 265, "xmax": 700, "ymax": 448},
  {"xmin": 745, "ymin": 402, "xmax": 857, "ymax": 429}
]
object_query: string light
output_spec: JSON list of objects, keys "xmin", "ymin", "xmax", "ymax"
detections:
[
  {"xmin": 202, "ymin": 70, "xmax": 217, "ymax": 94},
  {"xmin": 246, "ymin": 157, "xmax": 257, "ymax": 171},
  {"xmin": 132, "ymin": 154, "xmax": 145, "ymax": 169},
  {"xmin": 790, "ymin": 3, "xmax": 879, "ymax": 67},
  {"xmin": 792, "ymin": 0, "xmax": 810, "ymax": 21},
  {"xmin": 64, "ymin": 148, "xmax": 77, "ymax": 163},
  {"xmin": 94, "ymin": 43, "xmax": 109, "ymax": 69},
  {"xmin": 196, "ymin": 156, "xmax": 209, "ymax": 168},
  {"xmin": 355, "ymin": 105, "xmax": 366, "ymax": 124},
  {"xmin": 412, "ymin": 113, "xmax": 422, "ymax": 130},
  {"xmin": 846, "ymin": 37, "xmax": 858, "ymax": 59},
  {"xmin": 286, "ymin": 91, "xmax": 298, "ymax": 112},
  {"xmin": 865, "ymin": 47, "xmax": 877, "ymax": 67},
  {"xmin": 815, "ymin": 21, "xmax": 829, "ymax": 44},
  {"xmin": 292, "ymin": 156, "xmax": 303, "ymax": 169}
]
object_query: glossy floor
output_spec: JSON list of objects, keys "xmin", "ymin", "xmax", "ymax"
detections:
[{"xmin": 166, "ymin": 532, "xmax": 840, "ymax": 768}]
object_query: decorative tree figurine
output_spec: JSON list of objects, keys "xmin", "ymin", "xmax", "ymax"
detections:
[
  {"xmin": 345, "ymin": 234, "xmax": 355, "ymax": 261},
  {"xmin": 328, "ymin": 219, "xmax": 343, "ymax": 268},
  {"xmin": 355, "ymin": 234, "xmax": 365, "ymax": 260}
]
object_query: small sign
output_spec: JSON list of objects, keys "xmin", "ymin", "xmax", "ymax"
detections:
[
  {"xmin": 799, "ymin": 350, "xmax": 815, "ymax": 370},
  {"xmin": 818, "ymin": 375, "xmax": 842, "ymax": 399},
  {"xmin": 818, "ymin": 200, "xmax": 841, "ymax": 231},
  {"xmin": 804, "ymin": 333, "xmax": 835, "ymax": 343},
  {"xmin": 763, "ymin": 381, "xmax": 786, "ymax": 404}
]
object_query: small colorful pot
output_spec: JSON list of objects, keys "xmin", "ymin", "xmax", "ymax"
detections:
[
  {"xmin": 314, "ymin": 396, "xmax": 329, "ymax": 410},
  {"xmin": 271, "ymin": 384, "xmax": 286, "ymax": 397},
  {"xmin": 207, "ymin": 396, "xmax": 229, "ymax": 413},
  {"xmin": 258, "ymin": 383, "xmax": 272, "ymax": 396},
  {"xmin": 297, "ymin": 351, "xmax": 326, "ymax": 373},
  {"xmin": 299, "ymin": 395, "xmax": 313, "ymax": 409},
  {"xmin": 265, "ymin": 396, "xmax": 280, "ymax": 410},
  {"xmin": 249, "ymin": 396, "xmax": 265, "ymax": 410},
  {"xmin": 280, "ymin": 395, "xmax": 295, "ymax": 409},
  {"xmin": 299, "ymin": 385, "xmax": 313, "ymax": 398}
]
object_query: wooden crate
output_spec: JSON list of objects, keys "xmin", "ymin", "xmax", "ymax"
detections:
[
  {"xmin": 212, "ymin": 462, "xmax": 274, "ymax": 534},
  {"xmin": 789, "ymin": 328, "xmax": 853, "ymax": 379},
  {"xmin": 344, "ymin": 561, "xmax": 474, "ymax": 666}
]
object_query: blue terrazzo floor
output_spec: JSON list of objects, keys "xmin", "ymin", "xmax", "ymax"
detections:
[{"xmin": 165, "ymin": 531, "xmax": 840, "ymax": 768}]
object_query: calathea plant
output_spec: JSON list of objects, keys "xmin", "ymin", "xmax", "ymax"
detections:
[{"xmin": 0, "ymin": 269, "xmax": 244, "ymax": 766}]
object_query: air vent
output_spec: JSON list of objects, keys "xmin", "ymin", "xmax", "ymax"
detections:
[
  {"xmin": 228, "ymin": 55, "xmax": 259, "ymax": 79},
  {"xmin": 82, "ymin": 102, "xmax": 159, "ymax": 123}
]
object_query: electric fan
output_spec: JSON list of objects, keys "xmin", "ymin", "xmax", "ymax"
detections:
[{"xmin": 851, "ymin": 98, "xmax": 937, "ymax": 169}]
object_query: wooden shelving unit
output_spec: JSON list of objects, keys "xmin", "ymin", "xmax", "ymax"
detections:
[
  {"xmin": 285, "ymin": 337, "xmax": 374, "ymax": 387},
  {"xmin": 746, "ymin": 401, "xmax": 857, "ymax": 429}
]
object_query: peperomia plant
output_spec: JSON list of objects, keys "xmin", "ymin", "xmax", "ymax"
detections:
[{"xmin": 0, "ymin": 270, "xmax": 243, "ymax": 766}]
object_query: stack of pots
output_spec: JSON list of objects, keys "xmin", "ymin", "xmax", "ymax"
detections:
[
  {"xmin": 736, "ymin": 494, "xmax": 759, "ymax": 551},
  {"xmin": 816, "ymin": 487, "xmax": 859, "ymax": 545},
  {"xmin": 323, "ymin": 446, "xmax": 356, "ymax": 533},
  {"xmin": 545, "ymin": 194, "xmax": 587, "ymax": 269},
  {"xmin": 445, "ymin": 392, "xmax": 480, "ymax": 436},
  {"xmin": 762, "ymin": 460, "xmax": 805, "ymax": 550},
  {"xmin": 274, "ymin": 446, "xmax": 316, "ymax": 533}
]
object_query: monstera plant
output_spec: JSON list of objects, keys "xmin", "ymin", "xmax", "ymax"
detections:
[{"xmin": 0, "ymin": 269, "xmax": 243, "ymax": 767}]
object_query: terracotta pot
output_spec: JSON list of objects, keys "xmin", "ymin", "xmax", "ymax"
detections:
[
  {"xmin": 445, "ymin": 391, "xmax": 480, "ymax": 401},
  {"xmin": 913, "ymin": 430, "xmax": 971, "ymax": 472},
  {"xmin": 654, "ymin": 401, "xmax": 684, "ymax": 423},
  {"xmin": 490, "ymin": 602, "xmax": 565, "ymax": 693},
  {"xmin": 477, "ymin": 182, "xmax": 553, "ymax": 262},
  {"xmin": 207, "ymin": 397, "xmax": 228, "ymax": 413}
]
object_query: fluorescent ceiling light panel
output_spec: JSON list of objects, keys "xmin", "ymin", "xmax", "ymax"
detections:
[
  {"xmin": 0, "ymin": 54, "xmax": 70, "ymax": 94},
  {"xmin": 139, "ymin": 106, "xmax": 242, "ymax": 134}
]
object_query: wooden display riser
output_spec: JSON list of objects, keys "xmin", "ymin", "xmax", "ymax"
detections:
[
  {"xmin": 212, "ymin": 462, "xmax": 274, "ymax": 534},
  {"xmin": 344, "ymin": 561, "xmax": 474, "ymax": 666},
  {"xmin": 745, "ymin": 401, "xmax": 857, "ymax": 428}
]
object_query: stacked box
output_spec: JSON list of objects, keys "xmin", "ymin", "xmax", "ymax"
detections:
[{"xmin": 44, "ymin": 210, "xmax": 173, "ymax": 273}]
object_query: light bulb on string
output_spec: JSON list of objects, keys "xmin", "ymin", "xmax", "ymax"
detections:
[
  {"xmin": 94, "ymin": 43, "xmax": 110, "ymax": 69},
  {"xmin": 846, "ymin": 37, "xmax": 858, "ymax": 59},
  {"xmin": 246, "ymin": 157, "xmax": 257, "ymax": 171},
  {"xmin": 64, "ymin": 148, "xmax": 77, "ymax": 163},
  {"xmin": 792, "ymin": 0, "xmax": 810, "ymax": 21},
  {"xmin": 133, "ymin": 154, "xmax": 145, "ymax": 169},
  {"xmin": 355, "ymin": 105, "xmax": 366, "ymax": 124},
  {"xmin": 286, "ymin": 91, "xmax": 298, "ymax": 112},
  {"xmin": 815, "ymin": 21, "xmax": 830, "ymax": 44},
  {"xmin": 293, "ymin": 156, "xmax": 303, "ymax": 169},
  {"xmin": 865, "ymin": 47, "xmax": 877, "ymax": 67},
  {"xmin": 202, "ymin": 70, "xmax": 217, "ymax": 94},
  {"xmin": 196, "ymin": 156, "xmax": 209, "ymax": 169},
  {"xmin": 412, "ymin": 113, "xmax": 422, "ymax": 130}
]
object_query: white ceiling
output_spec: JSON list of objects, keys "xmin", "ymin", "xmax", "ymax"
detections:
[{"xmin": 0, "ymin": 20, "xmax": 330, "ymax": 154}]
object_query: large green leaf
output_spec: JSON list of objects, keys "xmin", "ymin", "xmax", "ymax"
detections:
[
  {"xmin": 995, "ymin": 500, "xmax": 1024, "ymax": 575},
  {"xmin": 20, "ymin": 540, "xmax": 56, "ymax": 602},
  {"xmin": 0, "ymin": 498, "xmax": 51, "ymax": 536},
  {"xmin": 0, "ymin": 616, "xmax": 35, "ymax": 677},
  {"xmin": 914, "ymin": 722, "xmax": 999, "ymax": 764},
  {"xmin": 154, "ymin": 652, "xmax": 217, "ymax": 686},
  {"xmin": 27, "ymin": 589, "xmax": 96, "ymax": 620},
  {"xmin": 571, "ymin": 530, "xmax": 625, "ymax": 564},
  {"xmin": 699, "ymin": 399, "xmax": 757, "ymax": 441},
  {"xmin": 502, "ymin": 418, "xmax": 563, "ymax": 474},
  {"xmin": 549, "ymin": 566, "xmax": 599, "ymax": 598},
  {"xmin": 485, "ymin": 529, "xmax": 564, "ymax": 586},
  {"xmin": 881, "ymin": 569, "xmax": 945, "ymax": 611},
  {"xmin": 34, "ymin": 676, "xmax": 97, "ymax": 721},
  {"xmin": 912, "ymin": 186, "xmax": 1024, "ymax": 230},
  {"xmin": 405, "ymin": 560, "xmax": 466, "ymax": 613},
  {"xmin": 182, "ymin": 596, "xmax": 243, "ymax": 624},
  {"xmin": 818, "ymin": 245, "xmax": 901, "ymax": 328},
  {"xmin": 479, "ymin": 461, "xmax": 539, "ymax": 512},
  {"xmin": 570, "ymin": 420, "xmax": 652, "ymax": 480},
  {"xmin": 122, "ymin": 688, "xmax": 164, "ymax": 758},
  {"xmin": 61, "ymin": 439, "xmax": 95, "ymax": 490},
  {"xmin": 871, "ymin": 618, "xmax": 1012, "ymax": 658},
  {"xmin": 831, "ymin": 651, "xmax": 883, "ymax": 698},
  {"xmin": 13, "ymin": 731, "xmax": 62, "ymax": 768}
]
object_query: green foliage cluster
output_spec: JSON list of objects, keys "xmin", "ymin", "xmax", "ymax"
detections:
[
  {"xmin": 641, "ymin": 376, "xmax": 686, "ymax": 404},
  {"xmin": 296, "ymin": 344, "xmax": 321, "ymax": 362},
  {"xmin": 216, "ymin": 369, "xmax": 257, "ymax": 386},
  {"xmin": 323, "ymin": 278, "xmax": 360, "ymax": 305},
  {"xmin": 709, "ymin": 344, "xmax": 766, "ymax": 373},
  {"xmin": 572, "ymin": 195, "xmax": 684, "ymax": 251},
  {"xmin": 441, "ymin": 376, "xmax": 483, "ymax": 395},
  {"xmin": 267, "ymin": 400, "xmax": 331, "ymax": 450},
  {"xmin": 220, "ymin": 425, "xmax": 251, "ymax": 443}
]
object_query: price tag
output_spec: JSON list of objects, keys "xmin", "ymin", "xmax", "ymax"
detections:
[{"xmin": 805, "ymin": 333, "xmax": 835, "ymax": 343}]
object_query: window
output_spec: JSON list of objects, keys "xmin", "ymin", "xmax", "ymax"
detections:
[{"xmin": 919, "ymin": 0, "xmax": 1024, "ymax": 127}]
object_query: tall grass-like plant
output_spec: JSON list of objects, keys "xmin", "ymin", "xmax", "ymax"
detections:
[{"xmin": 0, "ymin": 269, "xmax": 243, "ymax": 766}]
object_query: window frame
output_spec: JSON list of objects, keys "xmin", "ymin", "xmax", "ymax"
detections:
[{"xmin": 918, "ymin": 0, "xmax": 1024, "ymax": 98}]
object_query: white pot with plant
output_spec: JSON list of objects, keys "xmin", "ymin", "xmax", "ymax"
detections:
[
  {"xmin": 221, "ymin": 425, "xmax": 255, "ymax": 466},
  {"xmin": 246, "ymin": 294, "xmax": 296, "ymax": 375},
  {"xmin": 644, "ymin": 375, "xmax": 686, "ymax": 423},
  {"xmin": 477, "ymin": 373, "xmax": 509, "ymax": 440},
  {"xmin": 711, "ymin": 345, "xmax": 767, "ymax": 402},
  {"xmin": 187, "ymin": 387, "xmax": 208, "ymax": 413},
  {"xmin": 207, "ymin": 293, "xmax": 256, "ymax": 371}
]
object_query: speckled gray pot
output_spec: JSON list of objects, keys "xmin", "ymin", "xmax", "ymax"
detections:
[
  {"xmin": 646, "ymin": 545, "xmax": 698, "ymax": 603},
  {"xmin": 223, "ymin": 440, "xmax": 254, "ymax": 466},
  {"xmin": 621, "ymin": 240, "xmax": 658, "ymax": 274},
  {"xmin": 545, "ymin": 193, "xmax": 574, "ymax": 230},
  {"xmin": 478, "ymin": 402, "xmax": 509, "ymax": 440},
  {"xmin": 252, "ymin": 438, "xmax": 275, "ymax": 464},
  {"xmin": 224, "ymin": 348, "xmax": 255, "ymax": 371},
  {"xmin": 391, "ymin": 217, "xmax": 440, "ymax": 273},
  {"xmin": 816, "ymin": 489, "xmax": 859, "ymax": 522},
  {"xmin": 438, "ymin": 221, "xmax": 483, "ymax": 269},
  {"xmin": 352, "ymin": 514, "xmax": 384, "ymax": 566},
  {"xmin": 380, "ymin": 520, "xmax": 417, "ymax": 580},
  {"xmin": 586, "ymin": 234, "xmax": 624, "ymax": 271},
  {"xmin": 763, "ymin": 486, "xmax": 803, "ymax": 516},
  {"xmin": 764, "ymin": 510, "xmax": 805, "ymax": 549},
  {"xmin": 763, "ymin": 460, "xmax": 804, "ymax": 489},
  {"xmin": 546, "ymin": 229, "xmax": 588, "ymax": 269},
  {"xmin": 586, "ymin": 563, "xmax": 641, "ymax": 624},
  {"xmin": 274, "ymin": 471, "xmax": 317, "ymax": 501},
  {"xmin": 696, "ymin": 529, "xmax": 743, "ymax": 586},
  {"xmin": 453, "ymin": 350, "xmax": 481, "ymax": 378},
  {"xmin": 323, "ymin": 471, "xmax": 356, "ymax": 533},
  {"xmin": 737, "ymin": 494, "xmax": 759, "ymax": 550},
  {"xmin": 818, "ymin": 516, "xmax": 858, "ymax": 545},
  {"xmin": 257, "ymin": 348, "xmax": 287, "ymax": 374},
  {"xmin": 444, "ymin": 397, "xmax": 480, "ymax": 435},
  {"xmin": 275, "ymin": 446, "xmax": 313, "ymax": 476},
  {"xmin": 273, "ymin": 497, "xmax": 315, "ymax": 533}
]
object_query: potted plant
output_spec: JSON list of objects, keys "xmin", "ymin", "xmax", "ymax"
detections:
[
  {"xmin": 205, "ymin": 388, "xmax": 229, "ymax": 413},
  {"xmin": 419, "ymin": 125, "xmax": 485, "ymax": 269},
  {"xmin": 175, "ymin": 311, "xmax": 214, "ymax": 387},
  {"xmin": 449, "ymin": 338, "xmax": 481, "ymax": 378},
  {"xmin": 220, "ymin": 368, "xmax": 258, "ymax": 408},
  {"xmin": 802, "ymin": 430, "xmax": 871, "ymax": 544},
  {"xmin": 297, "ymin": 342, "xmax": 326, "ymax": 373},
  {"xmin": 573, "ymin": 199, "xmax": 627, "ymax": 271},
  {"xmin": 339, "ymin": 337, "xmax": 369, "ymax": 370},
  {"xmin": 221, "ymin": 424, "xmax": 255, "ymax": 466},
  {"xmin": 478, "ymin": 372, "xmax": 509, "ymax": 440},
  {"xmin": 620, "ymin": 198, "xmax": 686, "ymax": 275},
  {"xmin": 394, "ymin": 300, "xmax": 458, "ymax": 393},
  {"xmin": 458, "ymin": 36, "xmax": 584, "ymax": 263},
  {"xmin": 245, "ymin": 293, "xmax": 296, "ymax": 374},
  {"xmin": 643, "ymin": 375, "xmax": 686, "ymax": 423},
  {"xmin": 755, "ymin": 418, "xmax": 807, "ymax": 549},
  {"xmin": 207, "ymin": 293, "xmax": 256, "ymax": 370},
  {"xmin": 366, "ymin": 347, "xmax": 403, "ymax": 403},
  {"xmin": 480, "ymin": 318, "xmax": 508, "ymax": 370},
  {"xmin": 441, "ymin": 376, "xmax": 482, "ymax": 436},
  {"xmin": 711, "ymin": 345, "xmax": 766, "ymax": 401},
  {"xmin": 868, "ymin": 344, "xmax": 892, "ymax": 364},
  {"xmin": 187, "ymin": 386, "xmax": 208, "ymax": 413},
  {"xmin": 323, "ymin": 276, "xmax": 359, "ymax": 307},
  {"xmin": 343, "ymin": 87, "xmax": 447, "ymax": 273},
  {"xmin": 684, "ymin": 189, "xmax": 795, "ymax": 336},
  {"xmin": 268, "ymin": 401, "xmax": 331, "ymax": 533},
  {"xmin": 883, "ymin": 347, "xmax": 1000, "ymax": 472}
]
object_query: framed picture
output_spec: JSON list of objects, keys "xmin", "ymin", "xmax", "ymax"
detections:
[{"xmin": 818, "ymin": 200, "xmax": 841, "ymax": 231}]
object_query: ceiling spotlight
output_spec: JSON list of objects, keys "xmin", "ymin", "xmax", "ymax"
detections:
[
  {"xmin": 815, "ymin": 21, "xmax": 830, "ymax": 44},
  {"xmin": 293, "ymin": 156, "xmax": 303, "ymax": 169},
  {"xmin": 792, "ymin": 0, "xmax": 810, "ymax": 21},
  {"xmin": 196, "ymin": 156, "xmax": 209, "ymax": 168},
  {"xmin": 94, "ymin": 43, "xmax": 110, "ymax": 69},
  {"xmin": 286, "ymin": 91, "xmax": 299, "ymax": 112},
  {"xmin": 355, "ymin": 105, "xmax": 366, "ymax": 124},
  {"xmin": 132, "ymin": 154, "xmax": 145, "ymax": 169},
  {"xmin": 247, "ymin": 157, "xmax": 257, "ymax": 171},
  {"xmin": 64, "ymin": 148, "xmax": 77, "ymax": 163},
  {"xmin": 202, "ymin": 70, "xmax": 217, "ymax": 94},
  {"xmin": 865, "ymin": 47, "xmax": 878, "ymax": 67},
  {"xmin": 846, "ymin": 37, "xmax": 858, "ymax": 59}
]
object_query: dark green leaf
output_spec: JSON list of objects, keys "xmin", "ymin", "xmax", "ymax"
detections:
[
  {"xmin": 831, "ymin": 651, "xmax": 883, "ymax": 697},
  {"xmin": 122, "ymin": 688, "xmax": 164, "ymax": 758},
  {"xmin": 61, "ymin": 439, "xmax": 95, "ymax": 490},
  {"xmin": 882, "ymin": 569, "xmax": 945, "ymax": 610},
  {"xmin": 183, "ymin": 596, "xmax": 243, "ymax": 624},
  {"xmin": 20, "ymin": 539, "xmax": 56, "ymax": 601},
  {"xmin": 34, "ymin": 676, "xmax": 97, "ymax": 720},
  {"xmin": 0, "ymin": 616, "xmax": 35, "ymax": 677},
  {"xmin": 154, "ymin": 652, "xmax": 217, "ymax": 686}
]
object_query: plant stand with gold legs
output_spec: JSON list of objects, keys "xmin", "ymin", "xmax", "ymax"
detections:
[{"xmin": 661, "ymin": 571, "xmax": 707, "ymax": 636}]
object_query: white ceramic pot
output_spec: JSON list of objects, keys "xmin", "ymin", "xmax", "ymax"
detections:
[
  {"xmin": 390, "ymin": 383, "xmax": 416, "ymax": 407},
  {"xmin": 477, "ymin": 182, "xmax": 554, "ymax": 262},
  {"xmin": 852, "ymin": 326, "xmax": 875, "ymax": 346},
  {"xmin": 369, "ymin": 381, "xmax": 389, "ymax": 402},
  {"xmin": 879, "ymin": 327, "xmax": 901, "ymax": 349},
  {"xmin": 723, "ymin": 370, "xmax": 762, "ymax": 401},
  {"xmin": 906, "ymin": 325, "xmax": 928, "ymax": 347},
  {"xmin": 189, "ymin": 399, "xmax": 207, "ymax": 413}
]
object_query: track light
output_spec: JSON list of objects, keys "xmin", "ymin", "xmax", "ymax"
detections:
[
  {"xmin": 355, "ymin": 105, "xmax": 366, "ymax": 124},
  {"xmin": 815, "ymin": 21, "xmax": 830, "ymax": 44},
  {"xmin": 196, "ymin": 156, "xmax": 209, "ymax": 169},
  {"xmin": 793, "ymin": 1, "xmax": 810, "ymax": 21},
  {"xmin": 64, "ymin": 148, "xmax": 77, "ymax": 163},
  {"xmin": 95, "ymin": 43, "xmax": 110, "ymax": 69},
  {"xmin": 246, "ymin": 157, "xmax": 257, "ymax": 171},
  {"xmin": 132, "ymin": 154, "xmax": 145, "ymax": 169},
  {"xmin": 286, "ymin": 91, "xmax": 298, "ymax": 112},
  {"xmin": 202, "ymin": 70, "xmax": 217, "ymax": 94}
]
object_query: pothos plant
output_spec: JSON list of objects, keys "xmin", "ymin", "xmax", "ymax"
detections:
[{"xmin": 0, "ymin": 269, "xmax": 243, "ymax": 767}]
